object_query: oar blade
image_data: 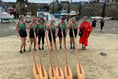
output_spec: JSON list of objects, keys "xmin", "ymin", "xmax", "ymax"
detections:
[
  {"xmin": 77, "ymin": 64, "xmax": 85, "ymax": 79},
  {"xmin": 64, "ymin": 65, "xmax": 73, "ymax": 79},
  {"xmin": 49, "ymin": 65, "xmax": 56, "ymax": 79},
  {"xmin": 38, "ymin": 66, "xmax": 48, "ymax": 79},
  {"xmin": 33, "ymin": 64, "xmax": 40, "ymax": 79},
  {"xmin": 56, "ymin": 66, "xmax": 64, "ymax": 79}
]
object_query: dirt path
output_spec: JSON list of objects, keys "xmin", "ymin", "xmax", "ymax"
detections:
[{"xmin": 0, "ymin": 32, "xmax": 118, "ymax": 79}]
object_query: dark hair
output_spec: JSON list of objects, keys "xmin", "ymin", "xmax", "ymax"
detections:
[
  {"xmin": 61, "ymin": 17, "xmax": 65, "ymax": 20},
  {"xmin": 40, "ymin": 18, "xmax": 45, "ymax": 22}
]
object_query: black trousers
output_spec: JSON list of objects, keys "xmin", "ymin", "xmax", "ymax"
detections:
[
  {"xmin": 100, "ymin": 25, "xmax": 104, "ymax": 30},
  {"xmin": 38, "ymin": 31, "xmax": 45, "ymax": 45},
  {"xmin": 48, "ymin": 30, "xmax": 56, "ymax": 42}
]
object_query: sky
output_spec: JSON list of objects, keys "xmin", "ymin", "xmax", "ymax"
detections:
[{"xmin": 2, "ymin": 0, "xmax": 88, "ymax": 3}]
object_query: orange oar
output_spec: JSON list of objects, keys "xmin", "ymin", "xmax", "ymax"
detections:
[
  {"xmin": 72, "ymin": 27, "xmax": 85, "ymax": 79},
  {"xmin": 45, "ymin": 31, "xmax": 56, "ymax": 79},
  {"xmin": 50, "ymin": 29, "xmax": 64, "ymax": 79},
  {"xmin": 33, "ymin": 28, "xmax": 48, "ymax": 79},
  {"xmin": 26, "ymin": 30, "xmax": 40, "ymax": 79},
  {"xmin": 60, "ymin": 26, "xmax": 73, "ymax": 79}
]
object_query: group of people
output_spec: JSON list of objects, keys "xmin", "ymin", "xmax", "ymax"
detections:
[
  {"xmin": 16, "ymin": 15, "xmax": 92, "ymax": 53},
  {"xmin": 92, "ymin": 18, "xmax": 105, "ymax": 32}
]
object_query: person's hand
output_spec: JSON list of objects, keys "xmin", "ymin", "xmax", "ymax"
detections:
[
  {"xmin": 82, "ymin": 24, "xmax": 85, "ymax": 27},
  {"xmin": 66, "ymin": 32, "xmax": 67, "ymax": 36},
  {"xmin": 16, "ymin": 34, "xmax": 19, "ymax": 38},
  {"xmin": 55, "ymin": 34, "xmax": 57, "ymax": 38},
  {"xmin": 87, "ymin": 29, "xmax": 90, "ymax": 32}
]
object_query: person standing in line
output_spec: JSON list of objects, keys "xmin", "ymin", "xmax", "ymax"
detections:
[
  {"xmin": 57, "ymin": 17, "xmax": 67, "ymax": 49},
  {"xmin": 100, "ymin": 18, "xmax": 105, "ymax": 32},
  {"xmin": 28, "ymin": 16, "xmax": 38, "ymax": 51},
  {"xmin": 37, "ymin": 18, "xmax": 46, "ymax": 50},
  {"xmin": 68, "ymin": 18, "xmax": 78, "ymax": 49},
  {"xmin": 79, "ymin": 16, "xmax": 92, "ymax": 50},
  {"xmin": 16, "ymin": 15, "xmax": 27, "ymax": 53},
  {"xmin": 47, "ymin": 20, "xmax": 57, "ymax": 50}
]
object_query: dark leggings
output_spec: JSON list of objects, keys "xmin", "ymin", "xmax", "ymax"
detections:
[
  {"xmin": 101, "ymin": 25, "xmax": 104, "ymax": 31},
  {"xmin": 38, "ymin": 31, "xmax": 45, "ymax": 45}
]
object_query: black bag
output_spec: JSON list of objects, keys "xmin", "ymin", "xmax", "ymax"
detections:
[{"xmin": 79, "ymin": 29, "xmax": 83, "ymax": 37}]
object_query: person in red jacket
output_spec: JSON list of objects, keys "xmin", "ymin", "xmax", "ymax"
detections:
[{"xmin": 79, "ymin": 16, "xmax": 92, "ymax": 49}]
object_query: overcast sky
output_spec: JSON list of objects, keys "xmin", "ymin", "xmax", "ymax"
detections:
[{"xmin": 3, "ymin": 0, "xmax": 88, "ymax": 3}]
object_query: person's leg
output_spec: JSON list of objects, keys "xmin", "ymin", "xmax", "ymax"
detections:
[
  {"xmin": 34, "ymin": 38, "xmax": 37, "ymax": 51},
  {"xmin": 20, "ymin": 37, "xmax": 24, "ymax": 53},
  {"xmin": 53, "ymin": 35, "xmax": 57, "ymax": 51},
  {"xmin": 49, "ymin": 33, "xmax": 52, "ymax": 50},
  {"xmin": 82, "ymin": 44, "xmax": 84, "ymax": 48},
  {"xmin": 42, "ymin": 33, "xmax": 45, "ymax": 50},
  {"xmin": 38, "ymin": 34, "xmax": 41, "ymax": 50},
  {"xmin": 92, "ymin": 27, "xmax": 94, "ymax": 32},
  {"xmin": 101, "ymin": 26, "xmax": 104, "ymax": 32},
  {"xmin": 82, "ymin": 44, "xmax": 86, "ymax": 50},
  {"xmin": 73, "ymin": 31, "xmax": 77, "ymax": 49},
  {"xmin": 29, "ymin": 38, "xmax": 34, "ymax": 51},
  {"xmin": 54, "ymin": 42, "xmax": 57, "ymax": 51},
  {"xmin": 50, "ymin": 41, "xmax": 53, "ymax": 50},
  {"xmin": 72, "ymin": 38, "xmax": 75, "ymax": 49},
  {"xmin": 64, "ymin": 37, "xmax": 66, "ymax": 48},
  {"xmin": 100, "ymin": 25, "xmax": 103, "ymax": 32},
  {"xmin": 59, "ymin": 38, "xmax": 62, "ymax": 49},
  {"xmin": 70, "ymin": 37, "xmax": 73, "ymax": 49},
  {"xmin": 23, "ymin": 37, "xmax": 27, "ymax": 52}
]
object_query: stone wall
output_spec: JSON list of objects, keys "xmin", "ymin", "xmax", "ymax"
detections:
[{"xmin": 49, "ymin": 3, "xmax": 118, "ymax": 17}]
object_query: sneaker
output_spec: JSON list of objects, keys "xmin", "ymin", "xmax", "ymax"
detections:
[
  {"xmin": 60, "ymin": 46, "xmax": 62, "ymax": 49},
  {"xmin": 19, "ymin": 50, "xmax": 23, "ymax": 53},
  {"xmin": 82, "ymin": 47, "xmax": 86, "ymax": 50},
  {"xmin": 23, "ymin": 49, "xmax": 26, "ymax": 52},
  {"xmin": 29, "ymin": 48, "xmax": 31, "ymax": 51},
  {"xmin": 42, "ymin": 47, "xmax": 44, "ymax": 50},
  {"xmin": 34, "ymin": 48, "xmax": 37, "ymax": 51},
  {"xmin": 70, "ymin": 46, "xmax": 72, "ymax": 49},
  {"xmin": 39, "ymin": 47, "xmax": 41, "ymax": 50},
  {"xmin": 73, "ymin": 46, "xmax": 75, "ymax": 49},
  {"xmin": 65, "ymin": 46, "xmax": 66, "ymax": 49}
]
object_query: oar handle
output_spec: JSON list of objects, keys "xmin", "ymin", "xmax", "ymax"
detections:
[{"xmin": 26, "ymin": 30, "xmax": 39, "ymax": 74}]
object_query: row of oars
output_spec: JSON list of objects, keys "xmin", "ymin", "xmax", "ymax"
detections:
[{"xmin": 27, "ymin": 24, "xmax": 85, "ymax": 79}]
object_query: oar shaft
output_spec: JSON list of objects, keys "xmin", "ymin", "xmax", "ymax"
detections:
[
  {"xmin": 26, "ymin": 30, "xmax": 39, "ymax": 74},
  {"xmin": 50, "ymin": 30, "xmax": 61, "ymax": 76},
  {"xmin": 45, "ymin": 31, "xmax": 55, "ymax": 76},
  {"xmin": 33, "ymin": 30, "xmax": 45, "ymax": 76},
  {"xmin": 72, "ymin": 28, "xmax": 82, "ymax": 74},
  {"xmin": 34, "ymin": 31, "xmax": 43, "ymax": 66},
  {"xmin": 50, "ymin": 30, "xmax": 59, "ymax": 66},
  {"xmin": 45, "ymin": 31, "xmax": 53, "ymax": 66},
  {"xmin": 61, "ymin": 27, "xmax": 69, "ymax": 75},
  {"xmin": 61, "ymin": 28, "xmax": 68, "ymax": 65}
]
